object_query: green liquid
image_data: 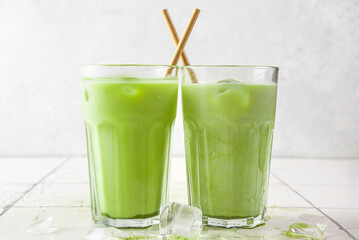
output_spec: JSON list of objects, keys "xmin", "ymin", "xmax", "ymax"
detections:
[
  {"xmin": 182, "ymin": 82, "xmax": 277, "ymax": 219},
  {"xmin": 82, "ymin": 77, "xmax": 178, "ymax": 219}
]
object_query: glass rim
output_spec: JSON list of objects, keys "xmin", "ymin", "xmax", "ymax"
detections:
[
  {"xmin": 81, "ymin": 64, "xmax": 179, "ymax": 68},
  {"xmin": 181, "ymin": 65, "xmax": 279, "ymax": 70}
]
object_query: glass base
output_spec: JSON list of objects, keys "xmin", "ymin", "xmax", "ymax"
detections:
[
  {"xmin": 94, "ymin": 215, "xmax": 159, "ymax": 228},
  {"xmin": 203, "ymin": 211, "xmax": 267, "ymax": 229}
]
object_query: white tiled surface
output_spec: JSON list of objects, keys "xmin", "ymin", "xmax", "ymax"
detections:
[
  {"xmin": 323, "ymin": 209, "xmax": 359, "ymax": 229},
  {"xmin": 271, "ymin": 159, "xmax": 359, "ymax": 186},
  {"xmin": 0, "ymin": 158, "xmax": 66, "ymax": 184},
  {"xmin": 291, "ymin": 185, "xmax": 359, "ymax": 209},
  {"xmin": 15, "ymin": 183, "xmax": 91, "ymax": 207},
  {"xmin": 267, "ymin": 184, "xmax": 312, "ymax": 208},
  {"xmin": 0, "ymin": 207, "xmax": 92, "ymax": 240},
  {"xmin": 0, "ymin": 157, "xmax": 358, "ymax": 240},
  {"xmin": 0, "ymin": 184, "xmax": 32, "ymax": 207}
]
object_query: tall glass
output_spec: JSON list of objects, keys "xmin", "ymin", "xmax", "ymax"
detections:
[
  {"xmin": 81, "ymin": 65, "xmax": 179, "ymax": 227},
  {"xmin": 181, "ymin": 65, "xmax": 278, "ymax": 228}
]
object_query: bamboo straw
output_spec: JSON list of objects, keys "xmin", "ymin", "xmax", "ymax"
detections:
[
  {"xmin": 162, "ymin": 9, "xmax": 199, "ymax": 83},
  {"xmin": 164, "ymin": 8, "xmax": 200, "ymax": 77}
]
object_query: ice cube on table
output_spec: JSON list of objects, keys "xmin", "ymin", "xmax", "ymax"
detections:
[
  {"xmin": 286, "ymin": 222, "xmax": 325, "ymax": 239},
  {"xmin": 160, "ymin": 202, "xmax": 202, "ymax": 237},
  {"xmin": 26, "ymin": 210, "xmax": 59, "ymax": 235}
]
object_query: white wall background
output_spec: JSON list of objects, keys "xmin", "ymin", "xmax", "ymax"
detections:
[{"xmin": 0, "ymin": 0, "xmax": 358, "ymax": 158}]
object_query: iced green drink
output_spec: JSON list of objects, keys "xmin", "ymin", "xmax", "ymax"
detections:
[
  {"xmin": 81, "ymin": 65, "xmax": 178, "ymax": 227},
  {"xmin": 181, "ymin": 66, "xmax": 278, "ymax": 228}
]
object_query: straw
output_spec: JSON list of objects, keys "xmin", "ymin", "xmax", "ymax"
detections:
[
  {"xmin": 162, "ymin": 9, "xmax": 199, "ymax": 83},
  {"xmin": 164, "ymin": 8, "xmax": 200, "ymax": 77}
]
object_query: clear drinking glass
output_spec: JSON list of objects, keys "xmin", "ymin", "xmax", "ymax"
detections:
[
  {"xmin": 181, "ymin": 65, "xmax": 278, "ymax": 228},
  {"xmin": 81, "ymin": 65, "xmax": 179, "ymax": 227}
]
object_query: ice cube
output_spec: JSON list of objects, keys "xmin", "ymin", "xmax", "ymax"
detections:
[
  {"xmin": 280, "ymin": 214, "xmax": 330, "ymax": 240},
  {"xmin": 26, "ymin": 211, "xmax": 59, "ymax": 235},
  {"xmin": 217, "ymin": 79, "xmax": 240, "ymax": 84},
  {"xmin": 214, "ymin": 82, "xmax": 250, "ymax": 118},
  {"xmin": 286, "ymin": 222, "xmax": 325, "ymax": 239},
  {"xmin": 159, "ymin": 202, "xmax": 202, "ymax": 238}
]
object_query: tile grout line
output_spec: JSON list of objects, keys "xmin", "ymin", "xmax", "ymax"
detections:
[
  {"xmin": 271, "ymin": 172, "xmax": 358, "ymax": 240},
  {"xmin": 0, "ymin": 157, "xmax": 70, "ymax": 217}
]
